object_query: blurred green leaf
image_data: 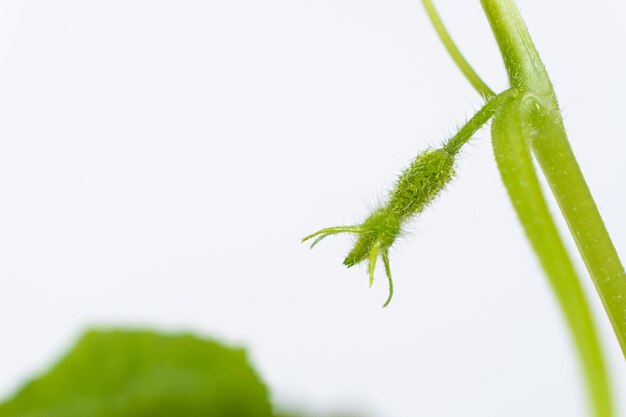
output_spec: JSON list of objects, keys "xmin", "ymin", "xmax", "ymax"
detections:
[{"xmin": 0, "ymin": 329, "xmax": 273, "ymax": 417}]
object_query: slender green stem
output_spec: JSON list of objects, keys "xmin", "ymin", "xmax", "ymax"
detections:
[
  {"xmin": 492, "ymin": 97, "xmax": 612, "ymax": 417},
  {"xmin": 443, "ymin": 88, "xmax": 515, "ymax": 155},
  {"xmin": 481, "ymin": 0, "xmax": 626, "ymax": 358},
  {"xmin": 421, "ymin": 0, "xmax": 495, "ymax": 98}
]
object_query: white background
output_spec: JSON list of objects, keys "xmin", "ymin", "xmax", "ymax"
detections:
[{"xmin": 1, "ymin": 1, "xmax": 625, "ymax": 416}]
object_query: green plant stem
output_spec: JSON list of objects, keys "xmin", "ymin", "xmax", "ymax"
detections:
[
  {"xmin": 492, "ymin": 96, "xmax": 612, "ymax": 417},
  {"xmin": 481, "ymin": 0, "xmax": 626, "ymax": 358},
  {"xmin": 421, "ymin": 0, "xmax": 495, "ymax": 98},
  {"xmin": 529, "ymin": 104, "xmax": 626, "ymax": 354},
  {"xmin": 477, "ymin": 0, "xmax": 626, "ymax": 415},
  {"xmin": 479, "ymin": 0, "xmax": 551, "ymax": 95},
  {"xmin": 444, "ymin": 88, "xmax": 515, "ymax": 154}
]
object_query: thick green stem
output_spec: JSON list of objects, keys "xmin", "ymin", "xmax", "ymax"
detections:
[
  {"xmin": 492, "ymin": 97, "xmax": 612, "ymax": 417},
  {"xmin": 481, "ymin": 0, "xmax": 626, "ymax": 358},
  {"xmin": 478, "ymin": 0, "xmax": 626, "ymax": 415},
  {"xmin": 479, "ymin": 0, "xmax": 551, "ymax": 96},
  {"xmin": 528, "ymin": 104, "xmax": 626, "ymax": 354}
]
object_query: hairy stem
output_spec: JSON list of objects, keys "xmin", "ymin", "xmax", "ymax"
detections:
[
  {"xmin": 444, "ymin": 88, "xmax": 515, "ymax": 155},
  {"xmin": 421, "ymin": 0, "xmax": 494, "ymax": 98}
]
